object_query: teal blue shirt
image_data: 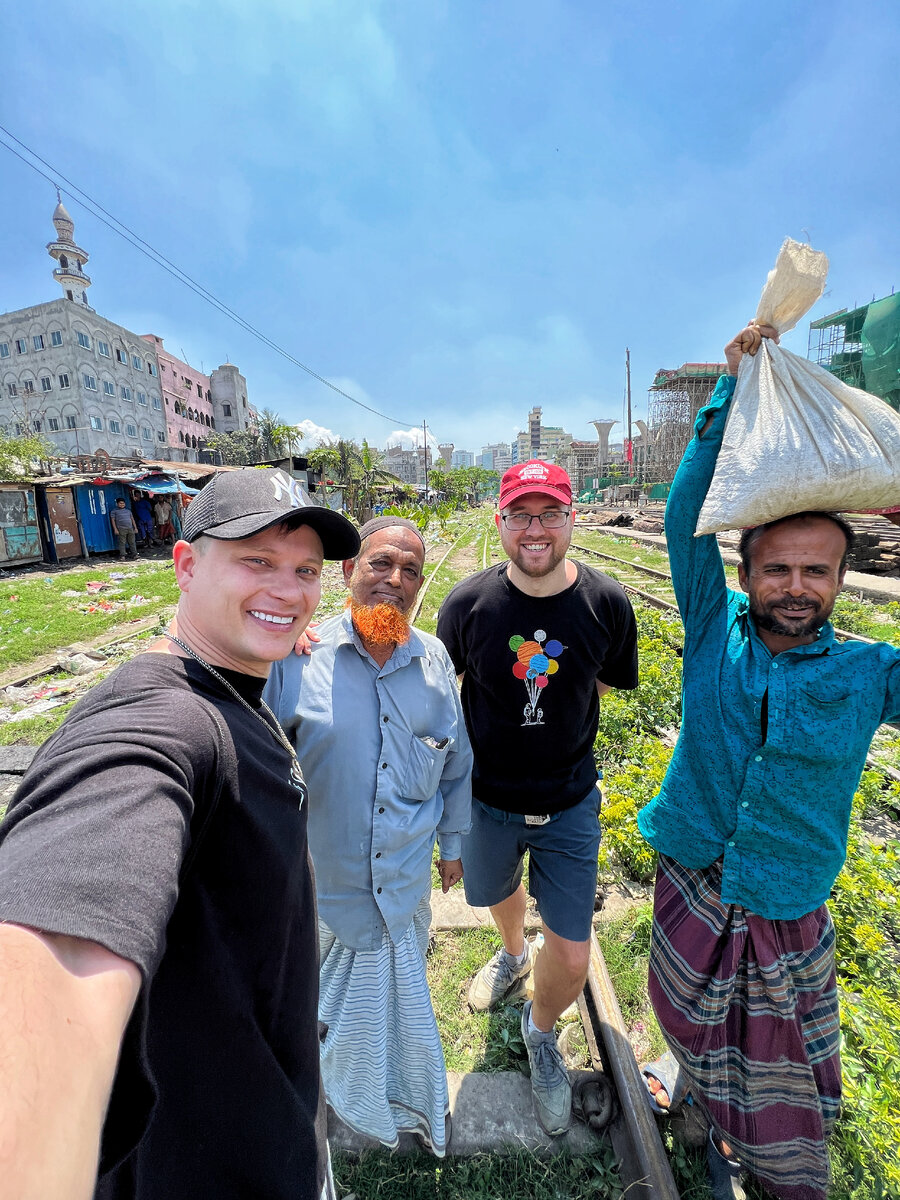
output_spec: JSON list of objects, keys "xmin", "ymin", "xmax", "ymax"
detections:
[{"xmin": 637, "ymin": 375, "xmax": 900, "ymax": 919}]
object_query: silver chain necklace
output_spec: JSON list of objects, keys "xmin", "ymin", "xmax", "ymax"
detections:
[{"xmin": 165, "ymin": 633, "xmax": 306, "ymax": 797}]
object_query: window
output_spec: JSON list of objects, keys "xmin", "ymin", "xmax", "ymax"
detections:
[
  {"xmin": 67, "ymin": 290, "xmax": 74, "ymax": 301},
  {"xmin": 157, "ymin": 430, "xmax": 166, "ymax": 443},
  {"xmin": 33, "ymin": 335, "xmax": 44, "ymax": 351},
  {"xmin": 23, "ymin": 380, "xmax": 35, "ymax": 395},
  {"xmin": 196, "ymin": 383, "xmax": 203, "ymax": 397},
  {"xmin": 50, "ymin": 330, "xmax": 62, "ymax": 346},
  {"xmin": 58, "ymin": 373, "xmax": 70, "ymax": 389},
  {"xmin": 132, "ymin": 355, "xmax": 142, "ymax": 370},
  {"xmin": 109, "ymin": 419, "xmax": 121, "ymax": 434},
  {"xmin": 14, "ymin": 423, "xmax": 23, "ymax": 436},
  {"xmin": 32, "ymin": 419, "xmax": 42, "ymax": 432},
  {"xmin": 98, "ymin": 340, "xmax": 111, "ymax": 357},
  {"xmin": 83, "ymin": 374, "xmax": 97, "ymax": 391},
  {"xmin": 65, "ymin": 415, "xmax": 77, "ymax": 430},
  {"xmin": 48, "ymin": 417, "xmax": 60, "ymax": 431},
  {"xmin": 15, "ymin": 338, "xmax": 27, "ymax": 354},
  {"xmin": 141, "ymin": 426, "xmax": 152, "ymax": 441},
  {"xmin": 41, "ymin": 376, "xmax": 52, "ymax": 392},
  {"xmin": 90, "ymin": 416, "xmax": 103, "ymax": 431},
  {"xmin": 6, "ymin": 384, "xmax": 17, "ymax": 398},
  {"xmin": 120, "ymin": 385, "xmax": 133, "ymax": 402},
  {"xmin": 0, "ymin": 342, "xmax": 9, "ymax": 358},
  {"xmin": 179, "ymin": 431, "xmax": 184, "ymax": 443},
  {"xmin": 116, "ymin": 348, "xmax": 128, "ymax": 364},
  {"xmin": 148, "ymin": 362, "xmax": 157, "ymax": 377},
  {"xmin": 103, "ymin": 381, "xmax": 115, "ymax": 396},
  {"xmin": 76, "ymin": 331, "xmax": 91, "ymax": 349},
  {"xmin": 151, "ymin": 396, "xmax": 161, "ymax": 411},
  {"xmin": 187, "ymin": 408, "xmax": 194, "ymax": 421},
  {"xmin": 126, "ymin": 422, "xmax": 137, "ymax": 437},
  {"xmin": 137, "ymin": 391, "xmax": 147, "ymax": 406},
  {"xmin": 223, "ymin": 403, "xmax": 232, "ymax": 416}
]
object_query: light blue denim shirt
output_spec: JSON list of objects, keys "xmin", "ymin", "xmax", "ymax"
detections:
[
  {"xmin": 638, "ymin": 375, "xmax": 900, "ymax": 920},
  {"xmin": 265, "ymin": 610, "xmax": 472, "ymax": 950}
]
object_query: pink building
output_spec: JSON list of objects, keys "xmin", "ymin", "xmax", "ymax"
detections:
[{"xmin": 141, "ymin": 336, "xmax": 255, "ymax": 463}]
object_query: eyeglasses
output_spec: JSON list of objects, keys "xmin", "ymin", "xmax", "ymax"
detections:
[{"xmin": 500, "ymin": 510, "xmax": 571, "ymax": 531}]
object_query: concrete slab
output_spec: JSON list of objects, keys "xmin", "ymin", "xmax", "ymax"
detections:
[
  {"xmin": 430, "ymin": 889, "xmax": 543, "ymax": 931},
  {"xmin": 0, "ymin": 745, "xmax": 37, "ymax": 773},
  {"xmin": 328, "ymin": 1070, "xmax": 608, "ymax": 1157}
]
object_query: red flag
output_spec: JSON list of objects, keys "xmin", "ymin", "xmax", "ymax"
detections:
[{"xmin": 624, "ymin": 439, "xmax": 633, "ymax": 463}]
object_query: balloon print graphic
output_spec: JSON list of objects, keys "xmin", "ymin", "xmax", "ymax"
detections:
[{"xmin": 509, "ymin": 628, "xmax": 564, "ymax": 725}]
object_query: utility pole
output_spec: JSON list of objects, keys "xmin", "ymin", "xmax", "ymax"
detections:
[
  {"xmin": 422, "ymin": 419, "xmax": 429, "ymax": 502},
  {"xmin": 625, "ymin": 347, "xmax": 633, "ymax": 480}
]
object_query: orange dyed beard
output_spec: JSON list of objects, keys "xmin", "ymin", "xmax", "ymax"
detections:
[{"xmin": 348, "ymin": 599, "xmax": 412, "ymax": 646}]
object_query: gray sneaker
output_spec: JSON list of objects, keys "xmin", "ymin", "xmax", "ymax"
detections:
[
  {"xmin": 467, "ymin": 942, "xmax": 534, "ymax": 1012},
  {"xmin": 521, "ymin": 1000, "xmax": 572, "ymax": 1136}
]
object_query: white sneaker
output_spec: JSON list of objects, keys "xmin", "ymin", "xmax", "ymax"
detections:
[
  {"xmin": 467, "ymin": 941, "xmax": 535, "ymax": 1011},
  {"xmin": 521, "ymin": 1000, "xmax": 572, "ymax": 1136}
]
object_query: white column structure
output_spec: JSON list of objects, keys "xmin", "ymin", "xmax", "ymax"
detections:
[{"xmin": 590, "ymin": 420, "xmax": 617, "ymax": 476}]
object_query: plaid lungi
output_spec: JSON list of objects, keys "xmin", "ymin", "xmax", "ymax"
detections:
[{"xmin": 649, "ymin": 855, "xmax": 841, "ymax": 1200}]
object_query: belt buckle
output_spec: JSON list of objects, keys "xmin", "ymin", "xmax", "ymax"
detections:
[{"xmin": 524, "ymin": 813, "xmax": 551, "ymax": 826}]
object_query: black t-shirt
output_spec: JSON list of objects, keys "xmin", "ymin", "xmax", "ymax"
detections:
[
  {"xmin": 0, "ymin": 654, "xmax": 326, "ymax": 1200},
  {"xmin": 437, "ymin": 562, "xmax": 638, "ymax": 814}
]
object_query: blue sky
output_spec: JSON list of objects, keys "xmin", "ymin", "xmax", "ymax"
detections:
[{"xmin": 2, "ymin": 1, "xmax": 898, "ymax": 456}]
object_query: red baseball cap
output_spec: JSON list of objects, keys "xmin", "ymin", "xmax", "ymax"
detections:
[{"xmin": 499, "ymin": 460, "xmax": 572, "ymax": 509}]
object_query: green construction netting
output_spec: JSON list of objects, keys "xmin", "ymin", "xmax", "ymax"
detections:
[{"xmin": 861, "ymin": 293, "xmax": 900, "ymax": 411}]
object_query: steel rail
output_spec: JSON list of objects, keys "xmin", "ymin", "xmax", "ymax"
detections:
[
  {"xmin": 410, "ymin": 528, "xmax": 471, "ymax": 626},
  {"xmin": 581, "ymin": 932, "xmax": 681, "ymax": 1198}
]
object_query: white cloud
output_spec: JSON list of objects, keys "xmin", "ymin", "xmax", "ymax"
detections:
[
  {"xmin": 294, "ymin": 419, "xmax": 336, "ymax": 446},
  {"xmin": 384, "ymin": 426, "xmax": 441, "ymax": 451}
]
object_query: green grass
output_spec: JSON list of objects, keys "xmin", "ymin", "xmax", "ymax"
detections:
[
  {"xmin": 595, "ymin": 906, "xmax": 666, "ymax": 1064},
  {"xmin": 428, "ymin": 928, "xmax": 524, "ymax": 1074},
  {"xmin": 0, "ymin": 699, "xmax": 78, "ymax": 746},
  {"xmin": 333, "ymin": 1146, "xmax": 624, "ymax": 1200},
  {"xmin": 0, "ymin": 560, "xmax": 179, "ymax": 672}
]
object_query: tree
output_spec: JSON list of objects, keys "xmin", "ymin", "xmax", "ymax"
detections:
[
  {"xmin": 202, "ymin": 429, "xmax": 266, "ymax": 466},
  {"xmin": 256, "ymin": 408, "xmax": 297, "ymax": 460},
  {"xmin": 0, "ymin": 430, "xmax": 55, "ymax": 480}
]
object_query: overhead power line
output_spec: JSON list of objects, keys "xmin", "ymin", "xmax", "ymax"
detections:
[{"xmin": 0, "ymin": 124, "xmax": 416, "ymax": 428}]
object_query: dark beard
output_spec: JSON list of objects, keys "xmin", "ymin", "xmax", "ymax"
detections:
[{"xmin": 749, "ymin": 599, "xmax": 828, "ymax": 639}]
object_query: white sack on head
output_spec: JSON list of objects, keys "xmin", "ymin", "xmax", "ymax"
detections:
[{"xmin": 694, "ymin": 238, "xmax": 900, "ymax": 535}]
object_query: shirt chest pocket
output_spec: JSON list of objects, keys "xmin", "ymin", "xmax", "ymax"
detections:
[
  {"xmin": 792, "ymin": 682, "xmax": 859, "ymax": 760},
  {"xmin": 403, "ymin": 733, "xmax": 452, "ymax": 802}
]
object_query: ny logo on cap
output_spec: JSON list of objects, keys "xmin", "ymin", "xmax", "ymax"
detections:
[{"xmin": 270, "ymin": 470, "xmax": 308, "ymax": 509}]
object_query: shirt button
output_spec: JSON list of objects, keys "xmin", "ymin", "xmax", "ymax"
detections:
[
  {"xmin": 754, "ymin": 755, "xmax": 762, "ymax": 762},
  {"xmin": 728, "ymin": 840, "xmax": 735, "ymax": 847},
  {"xmin": 375, "ymin": 852, "xmax": 382, "ymax": 858},
  {"xmin": 741, "ymin": 801, "xmax": 749, "ymax": 808},
  {"xmin": 378, "ymin": 807, "xmax": 385, "ymax": 814},
  {"xmin": 376, "ymin": 887, "xmax": 383, "ymax": 894},
  {"xmin": 381, "ymin": 762, "xmax": 387, "ymax": 769},
  {"xmin": 772, "ymin": 663, "xmax": 778, "ymax": 669},
  {"xmin": 383, "ymin": 715, "xmax": 389, "ymax": 722}
]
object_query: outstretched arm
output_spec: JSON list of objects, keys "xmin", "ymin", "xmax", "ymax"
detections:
[{"xmin": 0, "ymin": 924, "xmax": 140, "ymax": 1200}]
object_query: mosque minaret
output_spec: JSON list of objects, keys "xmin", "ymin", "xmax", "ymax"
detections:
[{"xmin": 46, "ymin": 193, "xmax": 93, "ymax": 308}]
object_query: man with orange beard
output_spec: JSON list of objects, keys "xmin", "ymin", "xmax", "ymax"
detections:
[{"xmin": 265, "ymin": 517, "xmax": 472, "ymax": 1156}]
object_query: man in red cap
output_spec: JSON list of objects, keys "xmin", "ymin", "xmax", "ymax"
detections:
[{"xmin": 437, "ymin": 460, "xmax": 638, "ymax": 1135}]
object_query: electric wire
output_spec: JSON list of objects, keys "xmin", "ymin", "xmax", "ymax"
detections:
[{"xmin": 0, "ymin": 125, "xmax": 417, "ymax": 429}]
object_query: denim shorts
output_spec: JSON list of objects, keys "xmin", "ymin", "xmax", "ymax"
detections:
[{"xmin": 460, "ymin": 786, "xmax": 602, "ymax": 943}]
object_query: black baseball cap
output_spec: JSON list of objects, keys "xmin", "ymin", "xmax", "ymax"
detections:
[{"xmin": 181, "ymin": 468, "xmax": 360, "ymax": 560}]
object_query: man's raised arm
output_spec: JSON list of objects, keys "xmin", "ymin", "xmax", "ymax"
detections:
[
  {"xmin": 664, "ymin": 323, "xmax": 777, "ymax": 625},
  {"xmin": 0, "ymin": 924, "xmax": 140, "ymax": 1200}
]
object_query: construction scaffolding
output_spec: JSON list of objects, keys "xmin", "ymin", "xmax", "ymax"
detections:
[
  {"xmin": 808, "ymin": 293, "xmax": 900, "ymax": 411},
  {"xmin": 646, "ymin": 362, "xmax": 727, "ymax": 482}
]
